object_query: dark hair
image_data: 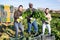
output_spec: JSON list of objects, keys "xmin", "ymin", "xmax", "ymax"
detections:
[
  {"xmin": 18, "ymin": 5, "xmax": 23, "ymax": 8},
  {"xmin": 45, "ymin": 8, "xmax": 49, "ymax": 14},
  {"xmin": 18, "ymin": 5, "xmax": 23, "ymax": 11},
  {"xmin": 29, "ymin": 3, "xmax": 33, "ymax": 8},
  {"xmin": 45, "ymin": 8, "xmax": 49, "ymax": 10}
]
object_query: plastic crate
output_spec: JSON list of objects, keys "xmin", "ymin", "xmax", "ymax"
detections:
[{"xmin": 41, "ymin": 35, "xmax": 55, "ymax": 40}]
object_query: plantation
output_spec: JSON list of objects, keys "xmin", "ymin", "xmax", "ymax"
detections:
[{"xmin": 0, "ymin": 10, "xmax": 60, "ymax": 40}]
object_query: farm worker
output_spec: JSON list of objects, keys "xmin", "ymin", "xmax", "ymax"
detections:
[
  {"xmin": 14, "ymin": 5, "xmax": 24, "ymax": 38},
  {"xmin": 26, "ymin": 3, "xmax": 38, "ymax": 36},
  {"xmin": 42, "ymin": 8, "xmax": 52, "ymax": 35}
]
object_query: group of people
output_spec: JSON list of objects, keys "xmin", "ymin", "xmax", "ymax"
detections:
[{"xmin": 14, "ymin": 3, "xmax": 52, "ymax": 38}]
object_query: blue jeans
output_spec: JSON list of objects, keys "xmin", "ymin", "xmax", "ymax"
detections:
[
  {"xmin": 28, "ymin": 20, "xmax": 38, "ymax": 33},
  {"xmin": 14, "ymin": 22, "xmax": 24, "ymax": 37}
]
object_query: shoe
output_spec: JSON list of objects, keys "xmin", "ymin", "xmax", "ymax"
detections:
[
  {"xmin": 34, "ymin": 32, "xmax": 38, "ymax": 37},
  {"xmin": 20, "ymin": 35, "xmax": 24, "ymax": 38}
]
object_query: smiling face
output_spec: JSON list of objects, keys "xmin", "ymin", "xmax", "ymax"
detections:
[
  {"xmin": 18, "ymin": 5, "xmax": 23, "ymax": 12},
  {"xmin": 19, "ymin": 7, "xmax": 23, "ymax": 12}
]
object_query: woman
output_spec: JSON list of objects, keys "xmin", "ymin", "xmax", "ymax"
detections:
[
  {"xmin": 42, "ymin": 8, "xmax": 52, "ymax": 35},
  {"xmin": 14, "ymin": 5, "xmax": 24, "ymax": 38}
]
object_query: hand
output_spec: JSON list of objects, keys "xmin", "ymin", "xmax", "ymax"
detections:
[
  {"xmin": 30, "ymin": 18, "xmax": 35, "ymax": 23},
  {"xmin": 17, "ymin": 16, "xmax": 23, "ymax": 23},
  {"xmin": 45, "ymin": 21, "xmax": 50, "ymax": 24},
  {"xmin": 19, "ymin": 16, "xmax": 23, "ymax": 19},
  {"xmin": 17, "ymin": 18, "xmax": 21, "ymax": 23}
]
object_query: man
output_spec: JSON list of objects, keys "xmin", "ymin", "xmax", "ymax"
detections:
[
  {"xmin": 14, "ymin": 5, "xmax": 24, "ymax": 38},
  {"xmin": 42, "ymin": 8, "xmax": 52, "ymax": 35},
  {"xmin": 26, "ymin": 3, "xmax": 38, "ymax": 35}
]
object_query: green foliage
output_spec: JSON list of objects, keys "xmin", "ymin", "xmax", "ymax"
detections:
[
  {"xmin": 22, "ymin": 9, "xmax": 48, "ymax": 21},
  {"xmin": 51, "ymin": 18, "xmax": 60, "ymax": 40},
  {"xmin": 51, "ymin": 13, "xmax": 60, "ymax": 17},
  {"xmin": 37, "ymin": 10, "xmax": 48, "ymax": 21},
  {"xmin": 0, "ymin": 9, "xmax": 60, "ymax": 40},
  {"xmin": 22, "ymin": 9, "xmax": 60, "ymax": 40}
]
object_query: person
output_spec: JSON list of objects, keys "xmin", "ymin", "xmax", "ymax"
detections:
[
  {"xmin": 14, "ymin": 5, "xmax": 24, "ymax": 38},
  {"xmin": 42, "ymin": 8, "xmax": 52, "ymax": 35},
  {"xmin": 26, "ymin": 3, "xmax": 38, "ymax": 35}
]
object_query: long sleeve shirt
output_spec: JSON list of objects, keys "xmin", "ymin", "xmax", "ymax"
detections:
[{"xmin": 45, "ymin": 13, "xmax": 52, "ymax": 24}]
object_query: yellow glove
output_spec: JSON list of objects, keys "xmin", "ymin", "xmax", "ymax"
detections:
[
  {"xmin": 17, "ymin": 16, "xmax": 23, "ymax": 23},
  {"xmin": 19, "ymin": 16, "xmax": 23, "ymax": 19},
  {"xmin": 30, "ymin": 18, "xmax": 35, "ymax": 23},
  {"xmin": 17, "ymin": 18, "xmax": 21, "ymax": 23}
]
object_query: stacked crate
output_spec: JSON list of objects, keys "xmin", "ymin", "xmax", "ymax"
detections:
[{"xmin": 0, "ymin": 5, "xmax": 14, "ymax": 26}]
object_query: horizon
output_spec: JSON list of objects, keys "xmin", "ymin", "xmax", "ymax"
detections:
[{"xmin": 0, "ymin": 0, "xmax": 60, "ymax": 10}]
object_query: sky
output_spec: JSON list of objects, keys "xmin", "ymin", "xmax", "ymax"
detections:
[{"xmin": 0, "ymin": 0, "xmax": 60, "ymax": 10}]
